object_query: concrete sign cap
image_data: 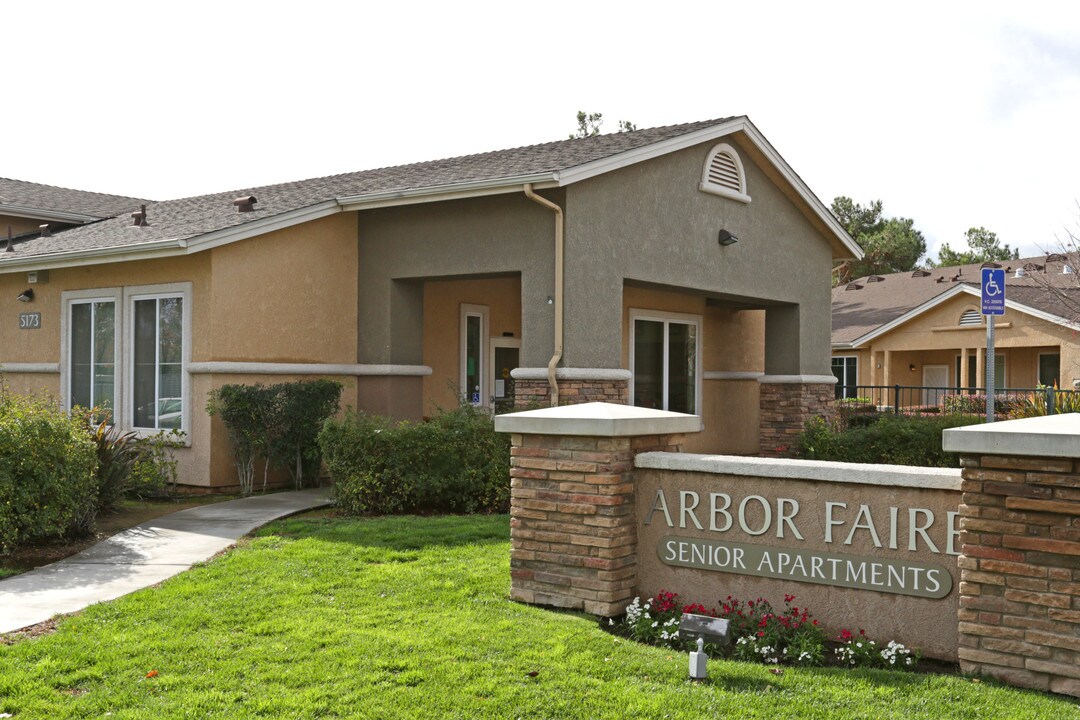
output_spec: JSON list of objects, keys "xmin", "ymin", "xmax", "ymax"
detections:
[
  {"xmin": 493, "ymin": 401, "xmax": 702, "ymax": 437},
  {"xmin": 943, "ymin": 413, "xmax": 1080, "ymax": 458}
]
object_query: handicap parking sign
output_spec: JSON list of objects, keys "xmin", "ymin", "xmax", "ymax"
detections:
[{"xmin": 981, "ymin": 268, "xmax": 1005, "ymax": 315}]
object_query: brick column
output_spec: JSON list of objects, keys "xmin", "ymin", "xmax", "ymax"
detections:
[
  {"xmin": 511, "ymin": 368, "xmax": 631, "ymax": 410},
  {"xmin": 945, "ymin": 416, "xmax": 1080, "ymax": 697},
  {"xmin": 758, "ymin": 376, "xmax": 835, "ymax": 457},
  {"xmin": 494, "ymin": 402, "xmax": 701, "ymax": 616}
]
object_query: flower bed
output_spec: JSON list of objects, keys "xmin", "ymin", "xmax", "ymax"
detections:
[{"xmin": 609, "ymin": 590, "xmax": 917, "ymax": 671}]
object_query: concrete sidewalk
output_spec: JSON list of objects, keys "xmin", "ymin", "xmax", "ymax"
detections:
[{"xmin": 0, "ymin": 488, "xmax": 332, "ymax": 634}]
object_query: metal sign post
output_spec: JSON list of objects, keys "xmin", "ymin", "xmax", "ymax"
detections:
[{"xmin": 981, "ymin": 268, "xmax": 1006, "ymax": 423}]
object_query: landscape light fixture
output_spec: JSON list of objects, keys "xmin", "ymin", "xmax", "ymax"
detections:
[
  {"xmin": 718, "ymin": 229, "xmax": 739, "ymax": 247},
  {"xmin": 17, "ymin": 288, "xmax": 34, "ymax": 302}
]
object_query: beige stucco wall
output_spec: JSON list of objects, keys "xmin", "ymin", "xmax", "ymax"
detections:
[
  {"xmin": 636, "ymin": 465, "xmax": 961, "ymax": 660},
  {"xmin": 836, "ymin": 292, "xmax": 1078, "ymax": 389},
  {"xmin": 0, "ymin": 212, "xmax": 360, "ymax": 488},
  {"xmin": 421, "ymin": 276, "xmax": 521, "ymax": 416},
  {"xmin": 621, "ymin": 285, "xmax": 764, "ymax": 454}
]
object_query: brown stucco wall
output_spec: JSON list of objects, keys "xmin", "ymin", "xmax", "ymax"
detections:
[
  {"xmin": 565, "ymin": 133, "xmax": 836, "ymax": 376},
  {"xmin": 636, "ymin": 466, "xmax": 961, "ymax": 660}
]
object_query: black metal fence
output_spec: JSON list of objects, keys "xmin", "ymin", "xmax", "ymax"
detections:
[{"xmin": 837, "ymin": 385, "xmax": 1080, "ymax": 418}]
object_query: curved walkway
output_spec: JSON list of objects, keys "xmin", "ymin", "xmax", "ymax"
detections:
[{"xmin": 0, "ymin": 488, "xmax": 332, "ymax": 634}]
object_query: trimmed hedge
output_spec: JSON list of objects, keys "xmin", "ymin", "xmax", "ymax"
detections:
[
  {"xmin": 0, "ymin": 393, "xmax": 98, "ymax": 553},
  {"xmin": 798, "ymin": 414, "xmax": 981, "ymax": 468},
  {"xmin": 319, "ymin": 405, "xmax": 510, "ymax": 515}
]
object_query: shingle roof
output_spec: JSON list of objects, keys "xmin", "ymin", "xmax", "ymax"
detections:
[
  {"xmin": 833, "ymin": 257, "xmax": 1080, "ymax": 345},
  {"xmin": 0, "ymin": 177, "xmax": 147, "ymax": 220},
  {"xmin": 2, "ymin": 118, "xmax": 734, "ymax": 262}
]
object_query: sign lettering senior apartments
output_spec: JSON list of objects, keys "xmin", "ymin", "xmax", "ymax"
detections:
[{"xmin": 645, "ymin": 489, "xmax": 958, "ymax": 599}]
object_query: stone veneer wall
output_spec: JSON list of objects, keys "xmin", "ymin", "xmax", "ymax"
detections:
[
  {"xmin": 759, "ymin": 381, "xmax": 834, "ymax": 457},
  {"xmin": 514, "ymin": 378, "xmax": 629, "ymax": 409},
  {"xmin": 956, "ymin": 451, "xmax": 1080, "ymax": 695},
  {"xmin": 509, "ymin": 431, "xmax": 684, "ymax": 615}
]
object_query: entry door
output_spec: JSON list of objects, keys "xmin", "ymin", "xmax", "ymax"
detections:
[
  {"xmin": 922, "ymin": 365, "xmax": 948, "ymax": 406},
  {"xmin": 489, "ymin": 338, "xmax": 521, "ymax": 414}
]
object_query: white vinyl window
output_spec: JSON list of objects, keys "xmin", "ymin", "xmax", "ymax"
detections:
[
  {"xmin": 460, "ymin": 304, "xmax": 489, "ymax": 406},
  {"xmin": 65, "ymin": 291, "xmax": 121, "ymax": 421},
  {"xmin": 831, "ymin": 356, "xmax": 859, "ymax": 399},
  {"xmin": 62, "ymin": 283, "xmax": 191, "ymax": 436},
  {"xmin": 630, "ymin": 309, "xmax": 701, "ymax": 414}
]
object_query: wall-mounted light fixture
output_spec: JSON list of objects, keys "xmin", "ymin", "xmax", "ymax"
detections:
[
  {"xmin": 17, "ymin": 288, "xmax": 34, "ymax": 302},
  {"xmin": 718, "ymin": 229, "xmax": 739, "ymax": 247},
  {"xmin": 909, "ymin": 363, "xmax": 917, "ymax": 372}
]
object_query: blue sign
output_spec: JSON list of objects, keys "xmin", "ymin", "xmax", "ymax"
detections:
[{"xmin": 981, "ymin": 268, "xmax": 1005, "ymax": 315}]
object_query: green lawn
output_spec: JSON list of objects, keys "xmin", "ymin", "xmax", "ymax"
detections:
[{"xmin": 1, "ymin": 514, "xmax": 1077, "ymax": 719}]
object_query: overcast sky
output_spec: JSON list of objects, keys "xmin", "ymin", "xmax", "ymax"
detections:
[{"xmin": 5, "ymin": 1, "xmax": 1078, "ymax": 262}]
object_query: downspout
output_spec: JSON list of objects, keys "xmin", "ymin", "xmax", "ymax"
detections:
[{"xmin": 523, "ymin": 183, "xmax": 563, "ymax": 406}]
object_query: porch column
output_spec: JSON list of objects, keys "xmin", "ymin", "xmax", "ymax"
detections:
[
  {"xmin": 960, "ymin": 347, "xmax": 969, "ymax": 389},
  {"xmin": 976, "ymin": 347, "xmax": 985, "ymax": 387},
  {"xmin": 495, "ymin": 403, "xmax": 699, "ymax": 616},
  {"xmin": 758, "ymin": 305, "xmax": 835, "ymax": 457},
  {"xmin": 883, "ymin": 350, "xmax": 893, "ymax": 389}
]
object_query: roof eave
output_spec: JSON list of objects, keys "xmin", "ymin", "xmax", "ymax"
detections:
[
  {"xmin": 0, "ymin": 238, "xmax": 186, "ymax": 274},
  {"xmin": 335, "ymin": 173, "xmax": 560, "ymax": 211},
  {"xmin": 0, "ymin": 204, "xmax": 103, "ymax": 224},
  {"xmin": 554, "ymin": 117, "xmax": 862, "ymax": 260}
]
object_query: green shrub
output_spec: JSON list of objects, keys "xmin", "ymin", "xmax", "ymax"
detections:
[
  {"xmin": 208, "ymin": 380, "xmax": 342, "ymax": 495},
  {"xmin": 798, "ymin": 414, "xmax": 980, "ymax": 467},
  {"xmin": 0, "ymin": 393, "xmax": 98, "ymax": 553},
  {"xmin": 320, "ymin": 404, "xmax": 510, "ymax": 515},
  {"xmin": 1007, "ymin": 387, "xmax": 1080, "ymax": 419}
]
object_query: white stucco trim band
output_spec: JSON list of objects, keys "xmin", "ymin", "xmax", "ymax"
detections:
[
  {"xmin": 187, "ymin": 362, "xmax": 432, "ymax": 376},
  {"xmin": 942, "ymin": 413, "xmax": 1080, "ymax": 459},
  {"xmin": 511, "ymin": 367, "xmax": 633, "ymax": 381},
  {"xmin": 0, "ymin": 363, "xmax": 61, "ymax": 373},
  {"xmin": 758, "ymin": 375, "xmax": 837, "ymax": 384},
  {"xmin": 704, "ymin": 371, "xmax": 763, "ymax": 381},
  {"xmin": 635, "ymin": 452, "xmax": 962, "ymax": 491}
]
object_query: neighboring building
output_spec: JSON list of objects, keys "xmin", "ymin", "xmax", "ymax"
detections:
[
  {"xmin": 0, "ymin": 117, "xmax": 860, "ymax": 488},
  {"xmin": 0, "ymin": 177, "xmax": 146, "ymax": 243},
  {"xmin": 831, "ymin": 256, "xmax": 1080, "ymax": 401}
]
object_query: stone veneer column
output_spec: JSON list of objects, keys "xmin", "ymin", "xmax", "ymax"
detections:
[
  {"xmin": 944, "ymin": 415, "xmax": 1080, "ymax": 697},
  {"xmin": 494, "ymin": 402, "xmax": 701, "ymax": 616},
  {"xmin": 511, "ymin": 368, "xmax": 631, "ymax": 409},
  {"xmin": 758, "ymin": 375, "xmax": 836, "ymax": 457}
]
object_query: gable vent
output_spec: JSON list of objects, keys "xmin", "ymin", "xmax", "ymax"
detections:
[
  {"xmin": 959, "ymin": 309, "xmax": 983, "ymax": 326},
  {"xmin": 699, "ymin": 143, "xmax": 751, "ymax": 204}
]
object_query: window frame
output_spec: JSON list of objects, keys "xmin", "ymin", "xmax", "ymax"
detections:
[
  {"xmin": 125, "ymin": 284, "xmax": 191, "ymax": 435},
  {"xmin": 61, "ymin": 287, "xmax": 122, "ymax": 419},
  {"xmin": 629, "ymin": 308, "xmax": 702, "ymax": 415},
  {"xmin": 61, "ymin": 282, "xmax": 192, "ymax": 439},
  {"xmin": 460, "ymin": 303, "xmax": 489, "ymax": 407},
  {"xmin": 1038, "ymin": 351, "xmax": 1061, "ymax": 388},
  {"xmin": 831, "ymin": 355, "xmax": 859, "ymax": 399}
]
